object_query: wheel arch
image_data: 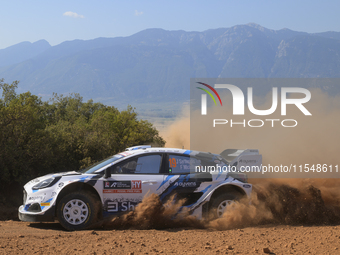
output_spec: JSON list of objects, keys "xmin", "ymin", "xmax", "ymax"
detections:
[
  {"xmin": 56, "ymin": 182, "xmax": 102, "ymax": 217},
  {"xmin": 208, "ymin": 184, "xmax": 246, "ymax": 208}
]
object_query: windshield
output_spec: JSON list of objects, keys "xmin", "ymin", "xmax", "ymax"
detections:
[{"xmin": 79, "ymin": 154, "xmax": 124, "ymax": 174}]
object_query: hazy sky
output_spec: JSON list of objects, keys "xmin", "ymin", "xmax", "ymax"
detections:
[{"xmin": 1, "ymin": 0, "xmax": 339, "ymax": 49}]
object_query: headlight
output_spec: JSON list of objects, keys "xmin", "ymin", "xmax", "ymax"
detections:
[{"xmin": 32, "ymin": 177, "xmax": 61, "ymax": 190}]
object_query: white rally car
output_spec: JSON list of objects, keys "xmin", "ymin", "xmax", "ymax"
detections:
[{"xmin": 18, "ymin": 146, "xmax": 261, "ymax": 230}]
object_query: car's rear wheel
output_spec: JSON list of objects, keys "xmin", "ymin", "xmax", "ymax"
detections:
[
  {"xmin": 210, "ymin": 192, "xmax": 241, "ymax": 219},
  {"xmin": 57, "ymin": 192, "xmax": 99, "ymax": 231}
]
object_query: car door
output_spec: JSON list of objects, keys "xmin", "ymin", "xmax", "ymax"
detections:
[
  {"xmin": 102, "ymin": 153, "xmax": 166, "ymax": 214},
  {"xmin": 158, "ymin": 153, "xmax": 213, "ymax": 206}
]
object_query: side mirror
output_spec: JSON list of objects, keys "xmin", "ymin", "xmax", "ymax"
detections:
[{"xmin": 104, "ymin": 167, "xmax": 111, "ymax": 179}]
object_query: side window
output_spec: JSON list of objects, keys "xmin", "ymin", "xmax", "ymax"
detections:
[
  {"xmin": 168, "ymin": 155, "xmax": 201, "ymax": 174},
  {"xmin": 113, "ymin": 155, "xmax": 162, "ymax": 174}
]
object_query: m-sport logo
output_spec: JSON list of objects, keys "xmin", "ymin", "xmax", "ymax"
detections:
[{"xmin": 197, "ymin": 82, "xmax": 312, "ymax": 128}]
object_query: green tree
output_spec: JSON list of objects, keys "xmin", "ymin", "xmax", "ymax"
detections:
[
  {"xmin": 46, "ymin": 95, "xmax": 165, "ymax": 169},
  {"xmin": 0, "ymin": 80, "xmax": 53, "ymax": 200},
  {"xmin": 0, "ymin": 79, "xmax": 165, "ymax": 206}
]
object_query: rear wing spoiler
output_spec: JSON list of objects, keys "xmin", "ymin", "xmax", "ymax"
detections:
[{"xmin": 220, "ymin": 149, "xmax": 262, "ymax": 171}]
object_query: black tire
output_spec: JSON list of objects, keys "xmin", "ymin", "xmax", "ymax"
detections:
[
  {"xmin": 57, "ymin": 192, "xmax": 99, "ymax": 231},
  {"xmin": 209, "ymin": 191, "xmax": 242, "ymax": 219}
]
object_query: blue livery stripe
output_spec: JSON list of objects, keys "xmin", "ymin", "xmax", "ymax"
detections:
[
  {"xmin": 183, "ymin": 150, "xmax": 191, "ymax": 155},
  {"xmin": 157, "ymin": 175, "xmax": 173, "ymax": 191}
]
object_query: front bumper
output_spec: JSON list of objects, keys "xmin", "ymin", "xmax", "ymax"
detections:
[{"xmin": 18, "ymin": 205, "xmax": 55, "ymax": 222}]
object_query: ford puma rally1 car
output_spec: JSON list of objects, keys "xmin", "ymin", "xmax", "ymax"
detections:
[{"xmin": 18, "ymin": 146, "xmax": 261, "ymax": 230}]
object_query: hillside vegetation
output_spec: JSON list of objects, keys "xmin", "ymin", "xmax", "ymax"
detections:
[{"xmin": 0, "ymin": 79, "xmax": 164, "ymax": 205}]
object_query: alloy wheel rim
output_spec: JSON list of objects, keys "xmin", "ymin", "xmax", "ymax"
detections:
[
  {"xmin": 217, "ymin": 200, "xmax": 234, "ymax": 218},
  {"xmin": 63, "ymin": 199, "xmax": 89, "ymax": 225}
]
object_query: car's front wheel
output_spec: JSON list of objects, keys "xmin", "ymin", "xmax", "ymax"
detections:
[
  {"xmin": 57, "ymin": 192, "xmax": 99, "ymax": 231},
  {"xmin": 210, "ymin": 192, "xmax": 241, "ymax": 219}
]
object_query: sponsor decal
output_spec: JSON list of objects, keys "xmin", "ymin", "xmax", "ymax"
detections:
[
  {"xmin": 173, "ymin": 182, "xmax": 198, "ymax": 188},
  {"xmin": 107, "ymin": 201, "xmax": 139, "ymax": 212},
  {"xmin": 28, "ymin": 196, "xmax": 44, "ymax": 201},
  {"xmin": 105, "ymin": 197, "xmax": 140, "ymax": 203},
  {"xmin": 40, "ymin": 202, "xmax": 50, "ymax": 206},
  {"xmin": 104, "ymin": 181, "xmax": 131, "ymax": 189},
  {"xmin": 103, "ymin": 180, "xmax": 142, "ymax": 193},
  {"xmin": 243, "ymin": 184, "xmax": 252, "ymax": 188},
  {"xmin": 58, "ymin": 182, "xmax": 64, "ymax": 188}
]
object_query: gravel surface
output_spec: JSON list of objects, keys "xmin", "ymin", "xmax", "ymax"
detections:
[{"xmin": 0, "ymin": 221, "xmax": 339, "ymax": 254}]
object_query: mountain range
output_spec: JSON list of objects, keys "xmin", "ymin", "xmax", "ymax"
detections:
[{"xmin": 1, "ymin": 23, "xmax": 340, "ymax": 114}]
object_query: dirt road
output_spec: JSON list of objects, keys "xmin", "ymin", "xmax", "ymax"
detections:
[
  {"xmin": 0, "ymin": 220, "xmax": 339, "ymax": 255},
  {"xmin": 2, "ymin": 179, "xmax": 340, "ymax": 254}
]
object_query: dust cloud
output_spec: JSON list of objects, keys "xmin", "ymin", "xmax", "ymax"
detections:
[
  {"xmin": 190, "ymin": 88, "xmax": 340, "ymax": 170},
  {"xmin": 100, "ymin": 180, "xmax": 340, "ymax": 231},
  {"xmin": 160, "ymin": 104, "xmax": 190, "ymax": 149},
  {"xmin": 97, "ymin": 88, "xmax": 340, "ymax": 230},
  {"xmin": 162, "ymin": 88, "xmax": 340, "ymax": 169},
  {"xmin": 209, "ymin": 179, "xmax": 340, "ymax": 230},
  {"xmin": 101, "ymin": 193, "xmax": 203, "ymax": 230}
]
